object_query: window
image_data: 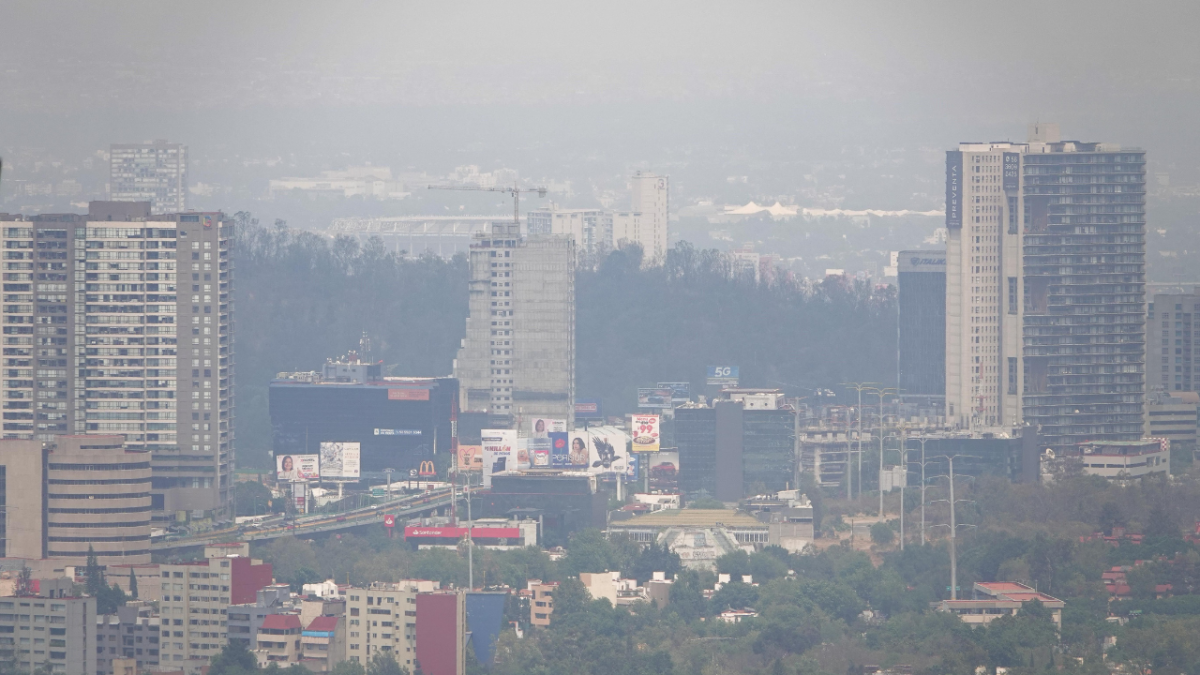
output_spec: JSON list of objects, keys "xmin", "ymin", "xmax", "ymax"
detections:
[
  {"xmin": 1007, "ymin": 278, "xmax": 1017, "ymax": 314},
  {"xmin": 1007, "ymin": 358, "xmax": 1017, "ymax": 395}
]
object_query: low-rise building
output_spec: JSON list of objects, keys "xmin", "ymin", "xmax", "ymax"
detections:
[
  {"xmin": 96, "ymin": 602, "xmax": 161, "ymax": 675},
  {"xmin": 300, "ymin": 615, "xmax": 345, "ymax": 673},
  {"xmin": 527, "ymin": 581, "xmax": 557, "ymax": 628},
  {"xmin": 578, "ymin": 572, "xmax": 647, "ymax": 606},
  {"xmin": 1076, "ymin": 440, "xmax": 1170, "ymax": 480},
  {"xmin": 1145, "ymin": 392, "xmax": 1198, "ymax": 457},
  {"xmin": 934, "ymin": 582, "xmax": 1064, "ymax": 629},
  {"xmin": 606, "ymin": 509, "xmax": 770, "ymax": 570},
  {"xmin": 255, "ymin": 614, "xmax": 303, "ymax": 666},
  {"xmin": 227, "ymin": 585, "xmax": 293, "ymax": 649}
]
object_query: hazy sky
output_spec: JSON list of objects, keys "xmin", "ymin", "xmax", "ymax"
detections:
[{"xmin": 3, "ymin": 0, "xmax": 1200, "ymax": 204}]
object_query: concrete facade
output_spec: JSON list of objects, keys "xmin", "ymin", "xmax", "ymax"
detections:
[
  {"xmin": 1147, "ymin": 289, "xmax": 1200, "ymax": 394},
  {"xmin": 0, "ymin": 202, "xmax": 235, "ymax": 525},
  {"xmin": 455, "ymin": 224, "xmax": 575, "ymax": 431},
  {"xmin": 0, "ymin": 592, "xmax": 97, "ymax": 675},
  {"xmin": 526, "ymin": 208, "xmax": 613, "ymax": 259},
  {"xmin": 0, "ymin": 440, "xmax": 47, "ymax": 559},
  {"xmin": 345, "ymin": 581, "xmax": 426, "ymax": 670}
]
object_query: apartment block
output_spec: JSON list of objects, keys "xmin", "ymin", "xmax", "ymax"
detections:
[
  {"xmin": 96, "ymin": 602, "xmax": 161, "ymax": 675},
  {"xmin": 526, "ymin": 208, "xmax": 612, "ymax": 258},
  {"xmin": 109, "ymin": 141, "xmax": 188, "ymax": 214},
  {"xmin": 454, "ymin": 224, "xmax": 575, "ymax": 431},
  {"xmin": 345, "ymin": 582, "xmax": 432, "ymax": 670},
  {"xmin": 1147, "ymin": 289, "xmax": 1200, "ymax": 394},
  {"xmin": 254, "ymin": 614, "xmax": 302, "ymax": 667},
  {"xmin": 299, "ymin": 615, "xmax": 345, "ymax": 673},
  {"xmin": 527, "ymin": 581, "xmax": 556, "ymax": 628},
  {"xmin": 0, "ymin": 202, "xmax": 235, "ymax": 524},
  {"xmin": 157, "ymin": 553, "xmax": 272, "ymax": 672},
  {"xmin": 0, "ymin": 440, "xmax": 47, "ymax": 559},
  {"xmin": 0, "ymin": 590, "xmax": 96, "ymax": 675},
  {"xmin": 618, "ymin": 172, "xmax": 669, "ymax": 265}
]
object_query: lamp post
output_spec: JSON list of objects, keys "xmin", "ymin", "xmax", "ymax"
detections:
[{"xmin": 866, "ymin": 387, "xmax": 899, "ymax": 518}]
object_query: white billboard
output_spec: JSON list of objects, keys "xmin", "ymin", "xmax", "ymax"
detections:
[
  {"xmin": 277, "ymin": 454, "xmax": 319, "ymax": 482},
  {"xmin": 319, "ymin": 442, "xmax": 361, "ymax": 479},
  {"xmin": 585, "ymin": 427, "xmax": 629, "ymax": 476},
  {"xmin": 481, "ymin": 429, "xmax": 517, "ymax": 488},
  {"xmin": 529, "ymin": 418, "xmax": 566, "ymax": 468}
]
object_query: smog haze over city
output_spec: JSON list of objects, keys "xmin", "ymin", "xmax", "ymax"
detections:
[{"xmin": 6, "ymin": 3, "xmax": 1200, "ymax": 675}]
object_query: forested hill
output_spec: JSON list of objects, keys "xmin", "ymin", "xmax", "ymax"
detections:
[{"xmin": 233, "ymin": 219, "xmax": 897, "ymax": 468}]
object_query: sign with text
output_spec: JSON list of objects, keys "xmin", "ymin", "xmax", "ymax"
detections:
[
  {"xmin": 945, "ymin": 150, "xmax": 963, "ymax": 229},
  {"xmin": 630, "ymin": 414, "xmax": 661, "ymax": 453},
  {"xmin": 276, "ymin": 454, "xmax": 319, "ymax": 482},
  {"xmin": 388, "ymin": 388, "xmax": 430, "ymax": 401},
  {"xmin": 574, "ymin": 398, "xmax": 604, "ymax": 420},
  {"xmin": 318, "ymin": 442, "xmax": 360, "ymax": 479}
]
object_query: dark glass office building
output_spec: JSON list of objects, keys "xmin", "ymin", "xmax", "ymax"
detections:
[
  {"xmin": 269, "ymin": 374, "xmax": 458, "ymax": 476},
  {"xmin": 676, "ymin": 403, "xmax": 795, "ymax": 502},
  {"xmin": 897, "ymin": 250, "xmax": 946, "ymax": 398}
]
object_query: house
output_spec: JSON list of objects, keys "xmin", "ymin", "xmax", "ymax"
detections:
[{"xmin": 934, "ymin": 582, "xmax": 1064, "ymax": 629}]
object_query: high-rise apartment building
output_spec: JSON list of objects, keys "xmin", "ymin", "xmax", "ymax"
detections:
[
  {"xmin": 0, "ymin": 586, "xmax": 97, "ymax": 675},
  {"xmin": 0, "ymin": 201, "xmax": 234, "ymax": 524},
  {"xmin": 1147, "ymin": 289, "xmax": 1200, "ymax": 394},
  {"xmin": 454, "ymin": 224, "xmax": 575, "ymax": 432},
  {"xmin": 110, "ymin": 141, "xmax": 188, "ymax": 214},
  {"xmin": 526, "ymin": 208, "xmax": 612, "ymax": 258},
  {"xmin": 614, "ymin": 172, "xmax": 669, "ymax": 265},
  {"xmin": 345, "ymin": 582, "xmax": 434, "ymax": 670},
  {"xmin": 945, "ymin": 125, "xmax": 1147, "ymax": 451}
]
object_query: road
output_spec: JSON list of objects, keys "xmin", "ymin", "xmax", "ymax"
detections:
[{"xmin": 152, "ymin": 488, "xmax": 459, "ymax": 552}]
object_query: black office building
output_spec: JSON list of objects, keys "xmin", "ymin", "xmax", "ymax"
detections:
[
  {"xmin": 676, "ymin": 401, "xmax": 795, "ymax": 502},
  {"xmin": 269, "ymin": 368, "xmax": 458, "ymax": 476},
  {"xmin": 897, "ymin": 250, "xmax": 946, "ymax": 398}
]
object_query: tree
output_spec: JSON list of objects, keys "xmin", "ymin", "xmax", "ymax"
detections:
[
  {"xmin": 665, "ymin": 570, "xmax": 707, "ymax": 622},
  {"xmin": 711, "ymin": 581, "xmax": 759, "ymax": 612},
  {"xmin": 870, "ymin": 522, "xmax": 894, "ymax": 545},
  {"xmin": 15, "ymin": 566, "xmax": 33, "ymax": 597},
  {"xmin": 84, "ymin": 545, "xmax": 104, "ymax": 598},
  {"xmin": 129, "ymin": 568, "xmax": 138, "ymax": 600},
  {"xmin": 623, "ymin": 542, "xmax": 681, "ymax": 583},
  {"xmin": 330, "ymin": 661, "xmax": 366, "ymax": 675},
  {"xmin": 550, "ymin": 578, "xmax": 590, "ymax": 618},
  {"xmin": 209, "ymin": 640, "xmax": 260, "ymax": 675},
  {"xmin": 560, "ymin": 529, "xmax": 624, "ymax": 576},
  {"xmin": 366, "ymin": 652, "xmax": 409, "ymax": 675},
  {"xmin": 1098, "ymin": 501, "xmax": 1125, "ymax": 536},
  {"xmin": 235, "ymin": 480, "xmax": 276, "ymax": 517},
  {"xmin": 1144, "ymin": 504, "xmax": 1182, "ymax": 540}
]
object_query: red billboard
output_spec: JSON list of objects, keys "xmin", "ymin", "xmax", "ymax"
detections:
[{"xmin": 383, "ymin": 514, "xmax": 395, "ymax": 528}]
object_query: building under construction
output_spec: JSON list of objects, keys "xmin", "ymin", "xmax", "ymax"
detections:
[{"xmin": 454, "ymin": 223, "xmax": 575, "ymax": 432}]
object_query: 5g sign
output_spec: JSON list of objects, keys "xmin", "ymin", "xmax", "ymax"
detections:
[{"xmin": 706, "ymin": 366, "xmax": 739, "ymax": 385}]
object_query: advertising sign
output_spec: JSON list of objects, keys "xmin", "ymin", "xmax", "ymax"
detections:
[
  {"xmin": 898, "ymin": 251, "xmax": 946, "ymax": 274},
  {"xmin": 388, "ymin": 388, "xmax": 430, "ymax": 401},
  {"xmin": 649, "ymin": 451, "xmax": 680, "ymax": 492},
  {"xmin": 945, "ymin": 150, "xmax": 963, "ymax": 229},
  {"xmin": 587, "ymin": 430, "xmax": 627, "ymax": 475},
  {"xmin": 374, "ymin": 428, "xmax": 422, "ymax": 436},
  {"xmin": 383, "ymin": 514, "xmax": 395, "ymax": 528},
  {"xmin": 657, "ymin": 382, "xmax": 690, "ymax": 405},
  {"xmin": 630, "ymin": 414, "xmax": 661, "ymax": 453},
  {"xmin": 565, "ymin": 432, "xmax": 592, "ymax": 469},
  {"xmin": 625, "ymin": 454, "xmax": 640, "ymax": 482},
  {"xmin": 276, "ymin": 454, "xmax": 319, "ymax": 482},
  {"xmin": 481, "ymin": 429, "xmax": 517, "ymax": 488},
  {"xmin": 1003, "ymin": 152, "xmax": 1020, "ymax": 190},
  {"xmin": 529, "ymin": 418, "xmax": 566, "ymax": 468},
  {"xmin": 515, "ymin": 438, "xmax": 531, "ymax": 471},
  {"xmin": 318, "ymin": 442, "xmax": 360, "ymax": 479},
  {"xmin": 637, "ymin": 387, "xmax": 673, "ymax": 409},
  {"xmin": 706, "ymin": 366, "xmax": 739, "ymax": 388},
  {"xmin": 457, "ymin": 445, "xmax": 483, "ymax": 472},
  {"xmin": 548, "ymin": 430, "xmax": 569, "ymax": 468},
  {"xmin": 574, "ymin": 398, "xmax": 604, "ymax": 421}
]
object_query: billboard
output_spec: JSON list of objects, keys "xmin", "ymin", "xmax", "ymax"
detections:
[
  {"xmin": 945, "ymin": 150, "xmax": 963, "ymax": 229},
  {"xmin": 277, "ymin": 454, "xmax": 319, "ymax": 482},
  {"xmin": 318, "ymin": 442, "xmax": 360, "ymax": 479},
  {"xmin": 481, "ymin": 429, "xmax": 516, "ymax": 488},
  {"xmin": 1003, "ymin": 152, "xmax": 1020, "ymax": 190},
  {"xmin": 388, "ymin": 388, "xmax": 430, "ymax": 401},
  {"xmin": 625, "ymin": 454, "xmax": 640, "ymax": 482},
  {"xmin": 574, "ymin": 398, "xmax": 604, "ymax": 421},
  {"xmin": 586, "ymin": 430, "xmax": 627, "ymax": 475},
  {"xmin": 657, "ymin": 382, "xmax": 690, "ymax": 405},
  {"xmin": 564, "ymin": 432, "xmax": 592, "ymax": 469},
  {"xmin": 630, "ymin": 414, "xmax": 661, "ymax": 453},
  {"xmin": 648, "ymin": 451, "xmax": 680, "ymax": 492},
  {"xmin": 529, "ymin": 418, "xmax": 566, "ymax": 469},
  {"xmin": 637, "ymin": 387, "xmax": 673, "ymax": 409},
  {"xmin": 457, "ymin": 445, "xmax": 483, "ymax": 472},
  {"xmin": 706, "ymin": 366, "xmax": 739, "ymax": 388}
]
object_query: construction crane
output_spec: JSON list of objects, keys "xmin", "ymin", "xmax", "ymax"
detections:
[{"xmin": 428, "ymin": 181, "xmax": 547, "ymax": 226}]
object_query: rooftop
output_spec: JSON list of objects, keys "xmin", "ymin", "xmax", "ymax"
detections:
[
  {"xmin": 609, "ymin": 509, "xmax": 764, "ymax": 529},
  {"xmin": 261, "ymin": 614, "xmax": 303, "ymax": 631}
]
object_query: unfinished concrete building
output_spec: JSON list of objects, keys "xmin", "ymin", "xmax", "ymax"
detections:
[{"xmin": 455, "ymin": 224, "xmax": 575, "ymax": 432}]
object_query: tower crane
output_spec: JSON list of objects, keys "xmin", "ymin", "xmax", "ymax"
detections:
[{"xmin": 428, "ymin": 181, "xmax": 548, "ymax": 226}]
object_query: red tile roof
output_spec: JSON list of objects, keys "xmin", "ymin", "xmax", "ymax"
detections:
[
  {"xmin": 306, "ymin": 616, "xmax": 339, "ymax": 632},
  {"xmin": 261, "ymin": 614, "xmax": 302, "ymax": 631}
]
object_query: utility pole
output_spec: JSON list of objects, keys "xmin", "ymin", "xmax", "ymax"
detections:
[
  {"xmin": 929, "ymin": 455, "xmax": 975, "ymax": 600},
  {"xmin": 843, "ymin": 383, "xmax": 878, "ymax": 501},
  {"xmin": 866, "ymin": 386, "xmax": 898, "ymax": 518}
]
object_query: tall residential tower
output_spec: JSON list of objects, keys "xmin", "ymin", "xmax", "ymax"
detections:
[
  {"xmin": 0, "ymin": 201, "xmax": 234, "ymax": 524},
  {"xmin": 110, "ymin": 140, "xmax": 189, "ymax": 214},
  {"xmin": 945, "ymin": 125, "xmax": 1147, "ymax": 451}
]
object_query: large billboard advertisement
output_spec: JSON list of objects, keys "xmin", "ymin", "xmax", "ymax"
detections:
[
  {"xmin": 706, "ymin": 366, "xmax": 739, "ymax": 388},
  {"xmin": 586, "ymin": 430, "xmax": 627, "ymax": 475},
  {"xmin": 648, "ymin": 451, "xmax": 679, "ymax": 492},
  {"xmin": 945, "ymin": 150, "xmax": 963, "ymax": 229},
  {"xmin": 457, "ymin": 445, "xmax": 482, "ymax": 472},
  {"xmin": 481, "ymin": 429, "xmax": 517, "ymax": 488},
  {"xmin": 630, "ymin": 414, "xmax": 661, "ymax": 453},
  {"xmin": 657, "ymin": 382, "xmax": 690, "ymax": 406},
  {"xmin": 319, "ymin": 442, "xmax": 361, "ymax": 479},
  {"xmin": 637, "ymin": 387, "xmax": 673, "ymax": 409},
  {"xmin": 277, "ymin": 454, "xmax": 319, "ymax": 482},
  {"xmin": 529, "ymin": 418, "xmax": 566, "ymax": 469}
]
